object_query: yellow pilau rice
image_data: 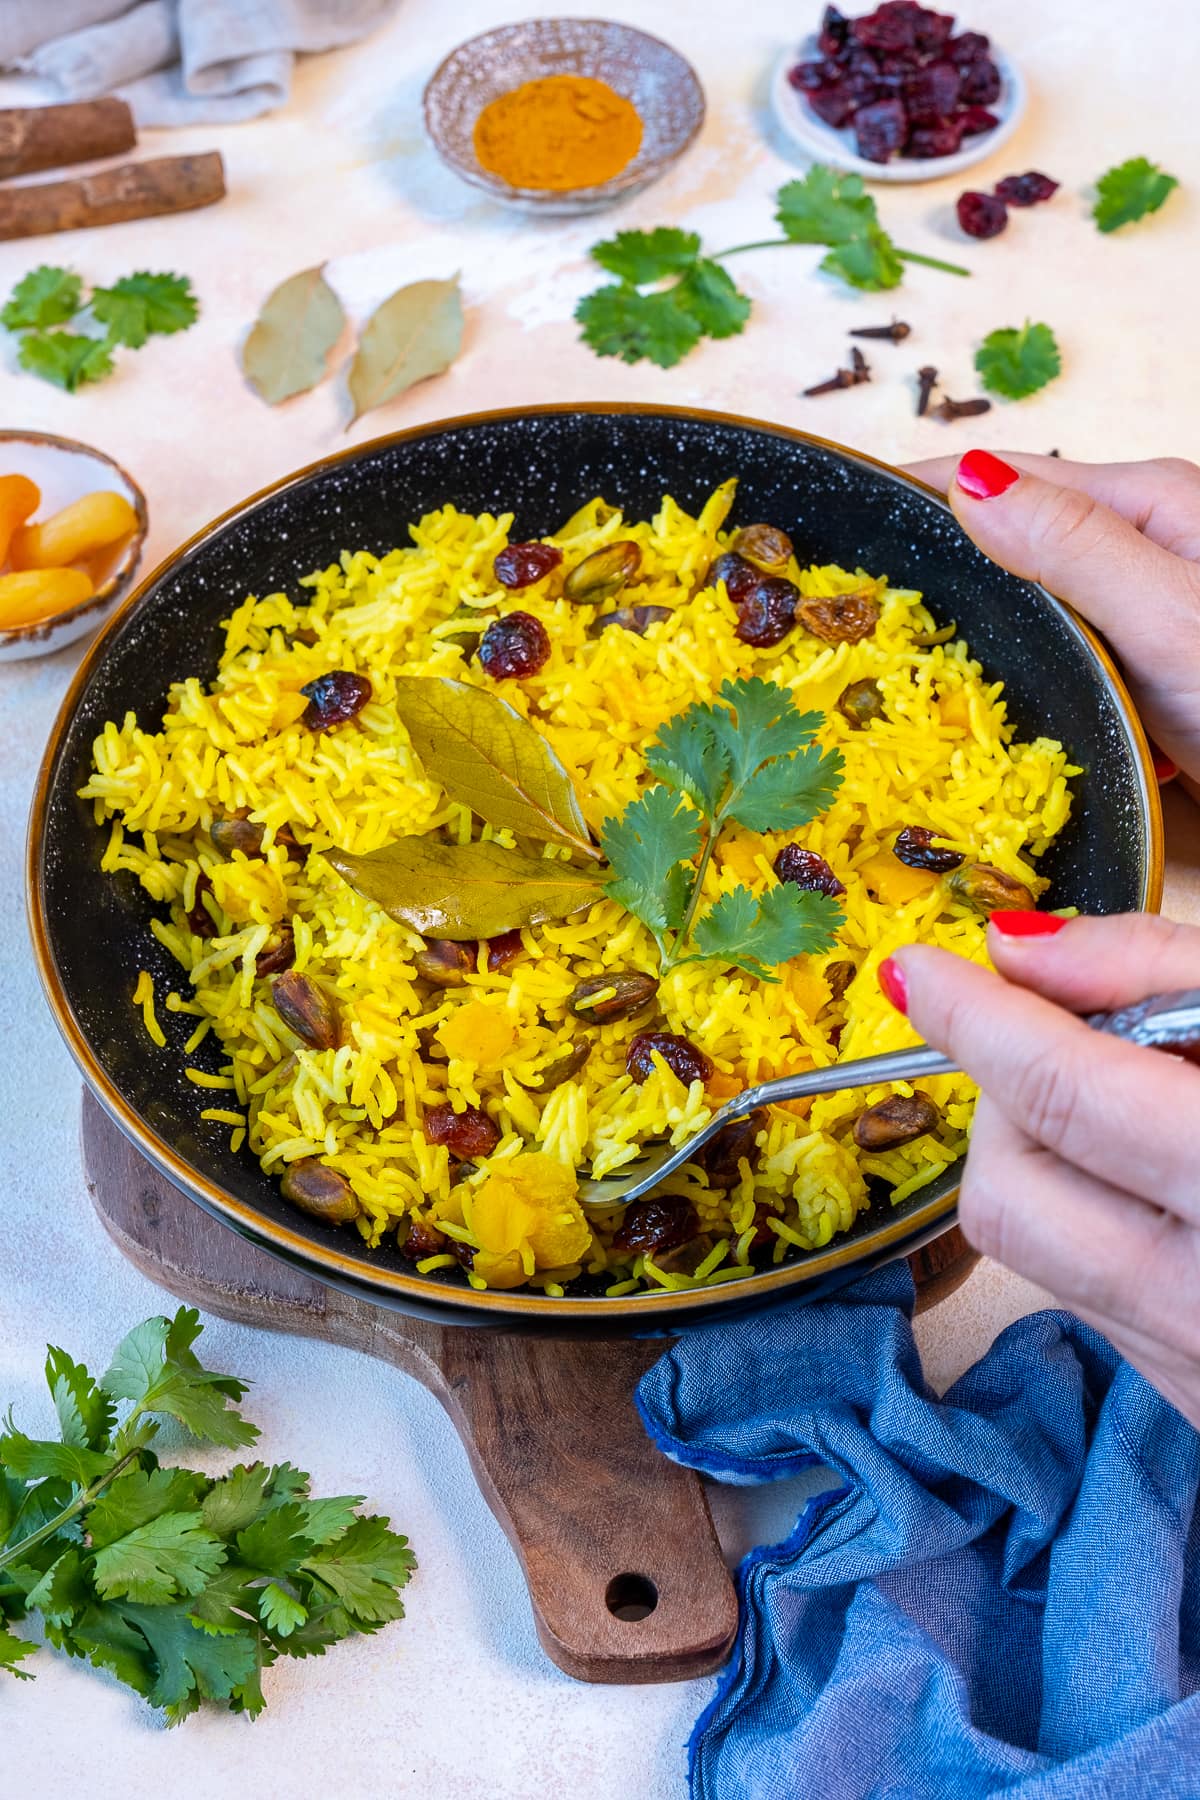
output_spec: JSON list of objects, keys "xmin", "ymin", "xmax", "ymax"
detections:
[{"xmin": 82, "ymin": 483, "xmax": 1078, "ymax": 1298}]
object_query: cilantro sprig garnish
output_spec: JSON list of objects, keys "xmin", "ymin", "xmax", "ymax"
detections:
[
  {"xmin": 975, "ymin": 321, "xmax": 1062, "ymax": 400},
  {"xmin": 601, "ymin": 677, "xmax": 844, "ymax": 979},
  {"xmin": 1092, "ymin": 157, "xmax": 1179, "ymax": 233},
  {"xmin": 0, "ymin": 1308, "xmax": 413, "ymax": 1718},
  {"xmin": 1, "ymin": 265, "xmax": 198, "ymax": 391},
  {"xmin": 576, "ymin": 166, "xmax": 968, "ymax": 368}
]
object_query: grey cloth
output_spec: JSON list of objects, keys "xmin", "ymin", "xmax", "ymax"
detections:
[{"xmin": 0, "ymin": 0, "xmax": 398, "ymax": 125}]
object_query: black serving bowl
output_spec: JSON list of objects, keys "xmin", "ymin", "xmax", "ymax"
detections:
[{"xmin": 30, "ymin": 407, "xmax": 1163, "ymax": 1330}]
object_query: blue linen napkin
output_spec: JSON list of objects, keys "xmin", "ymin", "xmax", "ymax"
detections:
[{"xmin": 637, "ymin": 1264, "xmax": 1200, "ymax": 1799}]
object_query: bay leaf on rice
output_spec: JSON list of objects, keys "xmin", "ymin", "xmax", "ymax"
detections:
[
  {"xmin": 327, "ymin": 837, "xmax": 605, "ymax": 939},
  {"xmin": 346, "ymin": 278, "xmax": 464, "ymax": 425},
  {"xmin": 393, "ymin": 676, "xmax": 600, "ymax": 860},
  {"xmin": 242, "ymin": 264, "xmax": 345, "ymax": 404}
]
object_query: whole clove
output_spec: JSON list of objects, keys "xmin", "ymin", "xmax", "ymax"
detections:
[
  {"xmin": 916, "ymin": 366, "xmax": 938, "ymax": 416},
  {"xmin": 850, "ymin": 345, "xmax": 870, "ymax": 380},
  {"xmin": 1048, "ymin": 448, "xmax": 1061, "ymax": 457},
  {"xmin": 849, "ymin": 319, "xmax": 911, "ymax": 343},
  {"xmin": 935, "ymin": 396, "xmax": 993, "ymax": 422},
  {"xmin": 804, "ymin": 349, "xmax": 870, "ymax": 397}
]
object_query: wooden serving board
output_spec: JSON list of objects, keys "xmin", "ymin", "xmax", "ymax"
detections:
[{"xmin": 81, "ymin": 1092, "xmax": 977, "ymax": 1685}]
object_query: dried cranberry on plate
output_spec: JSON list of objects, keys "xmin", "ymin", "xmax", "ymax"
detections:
[
  {"xmin": 493, "ymin": 542, "xmax": 562, "ymax": 590},
  {"xmin": 994, "ymin": 170, "xmax": 1059, "ymax": 206},
  {"xmin": 735, "ymin": 576, "xmax": 799, "ymax": 648},
  {"xmin": 774, "ymin": 845, "xmax": 847, "ymax": 898},
  {"xmin": 626, "ymin": 1032, "xmax": 713, "ymax": 1089},
  {"xmin": 908, "ymin": 120, "xmax": 964, "ymax": 157},
  {"xmin": 424, "ymin": 1101, "xmax": 500, "ymax": 1160},
  {"xmin": 957, "ymin": 105, "xmax": 999, "ymax": 134},
  {"xmin": 709, "ymin": 551, "xmax": 761, "ymax": 604},
  {"xmin": 477, "ymin": 610, "xmax": 550, "ymax": 680},
  {"xmin": 854, "ymin": 97, "xmax": 908, "ymax": 161},
  {"xmin": 300, "ymin": 670, "xmax": 371, "ymax": 731}
]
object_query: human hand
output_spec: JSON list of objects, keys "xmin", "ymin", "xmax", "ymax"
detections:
[
  {"xmin": 906, "ymin": 450, "xmax": 1200, "ymax": 792},
  {"xmin": 880, "ymin": 913, "xmax": 1200, "ymax": 1428}
]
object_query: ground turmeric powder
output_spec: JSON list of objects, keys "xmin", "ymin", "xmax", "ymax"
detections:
[{"xmin": 473, "ymin": 74, "xmax": 643, "ymax": 191}]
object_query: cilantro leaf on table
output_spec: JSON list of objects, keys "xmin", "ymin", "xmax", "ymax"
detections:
[
  {"xmin": 300, "ymin": 1515, "xmax": 416, "ymax": 1623},
  {"xmin": 92, "ymin": 271, "xmax": 198, "ymax": 345},
  {"xmin": 590, "ymin": 227, "xmax": 702, "ymax": 283},
  {"xmin": 575, "ymin": 284, "xmax": 704, "ymax": 368},
  {"xmin": 16, "ymin": 330, "xmax": 115, "ymax": 393},
  {"xmin": 674, "ymin": 260, "xmax": 753, "ymax": 338},
  {"xmin": 975, "ymin": 321, "xmax": 1062, "ymax": 399},
  {"xmin": 691, "ymin": 882, "xmax": 844, "ymax": 981},
  {"xmin": 776, "ymin": 167, "xmax": 881, "ymax": 245},
  {"xmin": 259, "ymin": 1581, "xmax": 308, "ymax": 1637},
  {"xmin": 1092, "ymin": 157, "xmax": 1179, "ymax": 233},
  {"xmin": 0, "ymin": 1628, "xmax": 36, "ymax": 1679},
  {"xmin": 45, "ymin": 1347, "xmax": 117, "ymax": 1450},
  {"xmin": 821, "ymin": 230, "xmax": 904, "ymax": 292},
  {"xmin": 92, "ymin": 1513, "xmax": 226, "ymax": 1605},
  {"xmin": 0, "ymin": 265, "xmax": 82, "ymax": 331}
]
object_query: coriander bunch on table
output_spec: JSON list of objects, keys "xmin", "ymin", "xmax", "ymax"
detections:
[
  {"xmin": 0, "ymin": 1307, "xmax": 414, "ymax": 1719},
  {"xmin": 1, "ymin": 265, "xmax": 198, "ymax": 392}
]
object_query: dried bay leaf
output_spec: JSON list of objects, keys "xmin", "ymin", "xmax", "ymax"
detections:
[
  {"xmin": 327, "ymin": 838, "xmax": 605, "ymax": 939},
  {"xmin": 243, "ymin": 264, "xmax": 345, "ymax": 404},
  {"xmin": 394, "ymin": 676, "xmax": 599, "ymax": 861},
  {"xmin": 346, "ymin": 278, "xmax": 464, "ymax": 425}
]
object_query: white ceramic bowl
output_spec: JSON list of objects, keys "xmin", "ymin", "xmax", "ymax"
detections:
[
  {"xmin": 0, "ymin": 431, "xmax": 147, "ymax": 662},
  {"xmin": 770, "ymin": 38, "xmax": 1025, "ymax": 183}
]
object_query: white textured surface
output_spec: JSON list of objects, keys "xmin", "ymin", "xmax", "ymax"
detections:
[{"xmin": 0, "ymin": 1, "xmax": 1196, "ymax": 1793}]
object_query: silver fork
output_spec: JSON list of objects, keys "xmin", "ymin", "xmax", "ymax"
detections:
[{"xmin": 576, "ymin": 988, "xmax": 1200, "ymax": 1211}]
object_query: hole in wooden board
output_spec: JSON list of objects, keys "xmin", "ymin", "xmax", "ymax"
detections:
[{"xmin": 605, "ymin": 1572, "xmax": 659, "ymax": 1621}]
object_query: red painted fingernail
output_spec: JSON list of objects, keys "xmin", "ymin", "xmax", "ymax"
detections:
[
  {"xmin": 956, "ymin": 449, "xmax": 1020, "ymax": 500},
  {"xmin": 989, "ymin": 911, "xmax": 1068, "ymax": 937},
  {"xmin": 1149, "ymin": 742, "xmax": 1179, "ymax": 784},
  {"xmin": 878, "ymin": 956, "xmax": 908, "ymax": 1013}
]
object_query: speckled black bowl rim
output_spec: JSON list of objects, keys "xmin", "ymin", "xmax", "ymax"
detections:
[{"xmin": 29, "ymin": 405, "xmax": 1164, "ymax": 1332}]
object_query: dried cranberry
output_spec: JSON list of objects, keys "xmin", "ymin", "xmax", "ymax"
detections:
[
  {"xmin": 400, "ymin": 1217, "xmax": 447, "ymax": 1261},
  {"xmin": 702, "ymin": 1110, "xmax": 766, "ymax": 1190},
  {"xmin": 913, "ymin": 8, "xmax": 955, "ymax": 51},
  {"xmin": 611, "ymin": 1196, "xmax": 699, "ymax": 1256},
  {"xmin": 956, "ymin": 190, "xmax": 1008, "ymax": 239},
  {"xmin": 908, "ymin": 120, "xmax": 964, "ymax": 157},
  {"xmin": 789, "ymin": 58, "xmax": 836, "ymax": 90},
  {"xmin": 300, "ymin": 670, "xmax": 372, "ymax": 731},
  {"xmin": 736, "ymin": 576, "xmax": 798, "ymax": 648},
  {"xmin": 626, "ymin": 1032, "xmax": 713, "ymax": 1089},
  {"xmin": 957, "ymin": 105, "xmax": 999, "ymax": 135},
  {"xmin": 187, "ymin": 872, "xmax": 218, "ymax": 938},
  {"xmin": 893, "ymin": 825, "xmax": 963, "ymax": 873},
  {"xmin": 808, "ymin": 83, "xmax": 857, "ymax": 127},
  {"xmin": 774, "ymin": 844, "xmax": 847, "ymax": 898},
  {"xmin": 478, "ymin": 610, "xmax": 550, "ymax": 680},
  {"xmin": 854, "ymin": 97, "xmax": 908, "ymax": 162},
  {"xmin": 424, "ymin": 1101, "xmax": 500, "ymax": 1160},
  {"xmin": 904, "ymin": 59, "xmax": 959, "ymax": 121},
  {"xmin": 852, "ymin": 3, "xmax": 920, "ymax": 53},
  {"xmin": 818, "ymin": 4, "xmax": 850, "ymax": 52},
  {"xmin": 994, "ymin": 170, "xmax": 1060, "ymax": 206},
  {"xmin": 493, "ymin": 542, "xmax": 562, "ymax": 590},
  {"xmin": 945, "ymin": 30, "xmax": 991, "ymax": 63},
  {"xmin": 842, "ymin": 53, "xmax": 884, "ymax": 105},
  {"xmin": 960, "ymin": 57, "xmax": 1001, "ymax": 105},
  {"xmin": 486, "ymin": 929, "xmax": 524, "ymax": 972},
  {"xmin": 709, "ymin": 551, "xmax": 760, "ymax": 604}
]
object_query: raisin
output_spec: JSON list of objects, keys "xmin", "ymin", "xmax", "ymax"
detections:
[
  {"xmin": 415, "ymin": 940, "xmax": 475, "ymax": 988},
  {"xmin": 570, "ymin": 971, "xmax": 658, "ymax": 1023},
  {"xmin": 731, "ymin": 524, "xmax": 794, "ymax": 571},
  {"xmin": 853, "ymin": 1091, "xmax": 940, "ymax": 1150},
  {"xmin": 272, "ymin": 971, "xmax": 340, "ymax": 1050},
  {"xmin": 256, "ymin": 925, "xmax": 296, "ymax": 976},
  {"xmin": 400, "ymin": 1217, "xmax": 447, "ymax": 1261},
  {"xmin": 736, "ymin": 575, "xmax": 799, "ymax": 648},
  {"xmin": 611, "ymin": 1196, "xmax": 699, "ymax": 1257},
  {"xmin": 588, "ymin": 604, "xmax": 674, "ymax": 638},
  {"xmin": 517, "ymin": 1040, "xmax": 592, "ymax": 1092},
  {"xmin": 708, "ymin": 550, "xmax": 760, "ymax": 604},
  {"xmin": 486, "ymin": 930, "xmax": 524, "ymax": 972},
  {"xmin": 994, "ymin": 171, "xmax": 1060, "ymax": 206},
  {"xmin": 797, "ymin": 589, "xmax": 880, "ymax": 644},
  {"xmin": 478, "ymin": 610, "xmax": 550, "ymax": 680},
  {"xmin": 904, "ymin": 58, "xmax": 960, "ymax": 121},
  {"xmin": 837, "ymin": 677, "xmax": 885, "ymax": 727},
  {"xmin": 825, "ymin": 958, "xmax": 857, "ymax": 1001},
  {"xmin": 854, "ymin": 97, "xmax": 908, "ymax": 162},
  {"xmin": 957, "ymin": 105, "xmax": 1000, "ymax": 135},
  {"xmin": 960, "ymin": 57, "xmax": 1001, "ymax": 105},
  {"xmin": 186, "ymin": 872, "xmax": 218, "ymax": 939},
  {"xmin": 893, "ymin": 825, "xmax": 963, "ymax": 873},
  {"xmin": 493, "ymin": 542, "xmax": 562, "ymax": 589},
  {"xmin": 626, "ymin": 1032, "xmax": 713, "ymax": 1089},
  {"xmin": 564, "ymin": 540, "xmax": 641, "ymax": 604},
  {"xmin": 301, "ymin": 670, "xmax": 372, "ymax": 731},
  {"xmin": 424, "ymin": 1101, "xmax": 500, "ymax": 1160},
  {"xmin": 279, "ymin": 1158, "xmax": 359, "ymax": 1225},
  {"xmin": 701, "ymin": 1110, "xmax": 766, "ymax": 1190},
  {"xmin": 956, "ymin": 190, "xmax": 1008, "ymax": 238},
  {"xmin": 774, "ymin": 844, "xmax": 847, "ymax": 898}
]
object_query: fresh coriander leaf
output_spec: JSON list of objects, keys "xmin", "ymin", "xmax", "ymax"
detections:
[
  {"xmin": 600, "ymin": 786, "xmax": 702, "ymax": 947},
  {"xmin": 300, "ymin": 1515, "xmax": 415, "ymax": 1624},
  {"xmin": 263, "ymin": 1462, "xmax": 311, "ymax": 1504},
  {"xmin": 776, "ymin": 166, "xmax": 880, "ymax": 245},
  {"xmin": 644, "ymin": 705, "xmax": 728, "ymax": 816},
  {"xmin": 1, "ymin": 265, "xmax": 82, "ymax": 331},
  {"xmin": 200, "ymin": 1463, "xmax": 273, "ymax": 1536},
  {"xmin": 44, "ymin": 1347, "xmax": 116, "ymax": 1451},
  {"xmin": 820, "ymin": 230, "xmax": 903, "ymax": 292},
  {"xmin": 259, "ymin": 1581, "xmax": 308, "ymax": 1637},
  {"xmin": 0, "ymin": 1625, "xmax": 36, "ymax": 1678},
  {"xmin": 17, "ymin": 330, "xmax": 116, "ymax": 393},
  {"xmin": 92, "ymin": 1513, "xmax": 226, "ymax": 1605},
  {"xmin": 92, "ymin": 270, "xmax": 198, "ymax": 338},
  {"xmin": 709, "ymin": 677, "xmax": 822, "ymax": 791},
  {"xmin": 51, "ymin": 1600, "xmax": 156, "ymax": 1695},
  {"xmin": 727, "ymin": 745, "xmax": 845, "ymax": 833},
  {"xmin": 185, "ymin": 1565, "xmax": 262, "ymax": 1636},
  {"xmin": 118, "ymin": 1599, "xmax": 259, "ymax": 1710},
  {"xmin": 0, "ymin": 1420, "xmax": 110, "ymax": 1487},
  {"xmin": 236, "ymin": 1502, "xmax": 313, "ymax": 1575},
  {"xmin": 104, "ymin": 1308, "xmax": 258, "ymax": 1451},
  {"xmin": 0, "ymin": 1470, "xmax": 25, "ymax": 1541},
  {"xmin": 1093, "ymin": 157, "xmax": 1179, "ymax": 233},
  {"xmin": 575, "ymin": 285, "xmax": 703, "ymax": 368},
  {"xmin": 591, "ymin": 227, "xmax": 702, "ymax": 284},
  {"xmin": 295, "ymin": 1495, "xmax": 364, "ymax": 1545},
  {"xmin": 975, "ymin": 321, "xmax": 1061, "ymax": 400},
  {"xmin": 674, "ymin": 260, "xmax": 752, "ymax": 339},
  {"xmin": 24, "ymin": 1547, "xmax": 90, "ymax": 1629},
  {"xmin": 692, "ymin": 881, "xmax": 843, "ymax": 978},
  {"xmin": 88, "ymin": 1467, "xmax": 208, "ymax": 1548}
]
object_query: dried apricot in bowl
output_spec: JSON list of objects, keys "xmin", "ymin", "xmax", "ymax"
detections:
[
  {"xmin": 0, "ymin": 568, "xmax": 92, "ymax": 630},
  {"xmin": 10, "ymin": 490, "xmax": 138, "ymax": 570}
]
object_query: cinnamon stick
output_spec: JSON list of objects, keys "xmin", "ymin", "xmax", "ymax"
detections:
[
  {"xmin": 0, "ymin": 99, "xmax": 136, "ymax": 179},
  {"xmin": 0, "ymin": 153, "xmax": 226, "ymax": 240}
]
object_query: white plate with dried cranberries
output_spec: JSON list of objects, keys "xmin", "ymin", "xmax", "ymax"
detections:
[{"xmin": 771, "ymin": 4, "xmax": 1026, "ymax": 183}]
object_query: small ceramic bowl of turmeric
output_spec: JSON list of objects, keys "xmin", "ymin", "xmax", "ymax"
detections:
[
  {"xmin": 0, "ymin": 431, "xmax": 147, "ymax": 662},
  {"xmin": 424, "ymin": 18, "xmax": 706, "ymax": 214}
]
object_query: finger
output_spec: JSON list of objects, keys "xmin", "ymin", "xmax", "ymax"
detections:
[
  {"xmin": 887, "ymin": 942, "xmax": 1200, "ymax": 1217},
  {"xmin": 904, "ymin": 453, "xmax": 1200, "ymax": 560},
  {"xmin": 986, "ymin": 911, "xmax": 1200, "ymax": 1013}
]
